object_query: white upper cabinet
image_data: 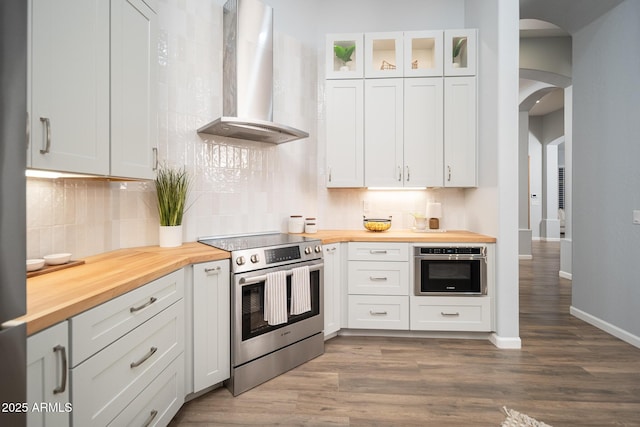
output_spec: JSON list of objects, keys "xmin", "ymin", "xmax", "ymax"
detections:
[
  {"xmin": 403, "ymin": 31, "xmax": 443, "ymax": 77},
  {"xmin": 110, "ymin": 0, "xmax": 158, "ymax": 179},
  {"xmin": 326, "ymin": 79, "xmax": 364, "ymax": 187},
  {"xmin": 326, "ymin": 33, "xmax": 364, "ymax": 79},
  {"xmin": 444, "ymin": 29, "xmax": 477, "ymax": 76},
  {"xmin": 29, "ymin": 0, "xmax": 110, "ymax": 175},
  {"xmin": 29, "ymin": 0, "xmax": 157, "ymax": 179},
  {"xmin": 364, "ymin": 78, "xmax": 404, "ymax": 186},
  {"xmin": 444, "ymin": 76, "xmax": 477, "ymax": 187},
  {"xmin": 404, "ymin": 78, "xmax": 444, "ymax": 187},
  {"xmin": 364, "ymin": 32, "xmax": 404, "ymax": 78}
]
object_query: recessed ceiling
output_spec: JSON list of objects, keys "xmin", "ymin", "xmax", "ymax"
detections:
[
  {"xmin": 520, "ymin": 19, "xmax": 569, "ymax": 38},
  {"xmin": 528, "ymin": 88, "xmax": 564, "ymax": 116}
]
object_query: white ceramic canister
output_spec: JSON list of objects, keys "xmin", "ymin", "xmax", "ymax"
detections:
[
  {"xmin": 288, "ymin": 215, "xmax": 304, "ymax": 233},
  {"xmin": 304, "ymin": 217, "xmax": 317, "ymax": 234}
]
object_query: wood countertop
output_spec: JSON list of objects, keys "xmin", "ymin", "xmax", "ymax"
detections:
[
  {"xmin": 20, "ymin": 242, "xmax": 229, "ymax": 336},
  {"xmin": 20, "ymin": 230, "xmax": 493, "ymax": 336},
  {"xmin": 301, "ymin": 229, "xmax": 496, "ymax": 244}
]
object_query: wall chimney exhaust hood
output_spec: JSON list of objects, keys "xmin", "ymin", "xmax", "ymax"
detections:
[{"xmin": 197, "ymin": 0, "xmax": 309, "ymax": 144}]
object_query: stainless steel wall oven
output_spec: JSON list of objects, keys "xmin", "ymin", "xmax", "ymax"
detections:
[
  {"xmin": 199, "ymin": 233, "xmax": 324, "ymax": 396},
  {"xmin": 414, "ymin": 246, "xmax": 487, "ymax": 295}
]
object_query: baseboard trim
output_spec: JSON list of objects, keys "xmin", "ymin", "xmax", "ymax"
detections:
[
  {"xmin": 541, "ymin": 237, "xmax": 561, "ymax": 242},
  {"xmin": 559, "ymin": 271, "xmax": 572, "ymax": 280},
  {"xmin": 489, "ymin": 333, "xmax": 522, "ymax": 349},
  {"xmin": 570, "ymin": 306, "xmax": 640, "ymax": 349}
]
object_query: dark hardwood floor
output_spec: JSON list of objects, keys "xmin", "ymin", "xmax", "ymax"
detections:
[{"xmin": 170, "ymin": 242, "xmax": 640, "ymax": 426}]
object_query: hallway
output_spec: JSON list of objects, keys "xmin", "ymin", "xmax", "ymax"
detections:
[{"xmin": 171, "ymin": 242, "xmax": 640, "ymax": 426}]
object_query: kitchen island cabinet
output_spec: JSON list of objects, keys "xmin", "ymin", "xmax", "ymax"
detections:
[{"xmin": 27, "ymin": 321, "xmax": 70, "ymax": 427}]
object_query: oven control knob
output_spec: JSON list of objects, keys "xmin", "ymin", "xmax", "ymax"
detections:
[
  {"xmin": 315, "ymin": 245, "xmax": 322, "ymax": 253},
  {"xmin": 250, "ymin": 254, "xmax": 260, "ymax": 263},
  {"xmin": 304, "ymin": 246, "xmax": 312, "ymax": 255},
  {"xmin": 236, "ymin": 256, "xmax": 245, "ymax": 266}
]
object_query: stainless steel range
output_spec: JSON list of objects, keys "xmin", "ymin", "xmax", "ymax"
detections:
[{"xmin": 198, "ymin": 232, "xmax": 324, "ymax": 396}]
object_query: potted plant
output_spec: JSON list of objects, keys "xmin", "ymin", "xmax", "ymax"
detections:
[
  {"xmin": 452, "ymin": 37, "xmax": 466, "ymax": 67},
  {"xmin": 334, "ymin": 44, "xmax": 356, "ymax": 72},
  {"xmin": 155, "ymin": 165, "xmax": 190, "ymax": 247}
]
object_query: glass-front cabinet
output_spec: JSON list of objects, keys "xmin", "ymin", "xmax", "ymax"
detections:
[
  {"xmin": 364, "ymin": 32, "xmax": 404, "ymax": 78},
  {"xmin": 326, "ymin": 33, "xmax": 363, "ymax": 79},
  {"xmin": 444, "ymin": 29, "xmax": 477, "ymax": 76},
  {"xmin": 403, "ymin": 31, "xmax": 443, "ymax": 77}
]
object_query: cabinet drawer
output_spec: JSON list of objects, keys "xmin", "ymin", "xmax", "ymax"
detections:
[
  {"xmin": 70, "ymin": 269, "xmax": 184, "ymax": 366},
  {"xmin": 71, "ymin": 301, "xmax": 184, "ymax": 426},
  {"xmin": 347, "ymin": 261, "xmax": 409, "ymax": 295},
  {"xmin": 348, "ymin": 295, "xmax": 409, "ymax": 330},
  {"xmin": 410, "ymin": 296, "xmax": 491, "ymax": 331},
  {"xmin": 107, "ymin": 353, "xmax": 184, "ymax": 427},
  {"xmin": 347, "ymin": 242, "xmax": 409, "ymax": 262}
]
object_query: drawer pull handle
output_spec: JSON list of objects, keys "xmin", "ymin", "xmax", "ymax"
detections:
[
  {"xmin": 130, "ymin": 346, "xmax": 158, "ymax": 368},
  {"xmin": 52, "ymin": 345, "xmax": 67, "ymax": 395},
  {"xmin": 369, "ymin": 310, "xmax": 388, "ymax": 316},
  {"xmin": 441, "ymin": 312, "xmax": 460, "ymax": 317},
  {"xmin": 142, "ymin": 409, "xmax": 159, "ymax": 427},
  {"xmin": 369, "ymin": 250, "xmax": 388, "ymax": 254},
  {"xmin": 204, "ymin": 266, "xmax": 221, "ymax": 275},
  {"xmin": 369, "ymin": 276, "xmax": 388, "ymax": 281},
  {"xmin": 130, "ymin": 297, "xmax": 157, "ymax": 313}
]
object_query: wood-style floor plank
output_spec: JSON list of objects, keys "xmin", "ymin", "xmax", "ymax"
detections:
[{"xmin": 170, "ymin": 242, "xmax": 640, "ymax": 426}]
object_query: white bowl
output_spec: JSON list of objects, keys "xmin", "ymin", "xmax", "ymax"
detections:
[
  {"xmin": 43, "ymin": 253, "xmax": 72, "ymax": 266},
  {"xmin": 27, "ymin": 259, "xmax": 45, "ymax": 272}
]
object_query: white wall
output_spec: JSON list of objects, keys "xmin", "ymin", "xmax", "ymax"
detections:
[
  {"xmin": 520, "ymin": 36, "xmax": 572, "ymax": 78},
  {"xmin": 571, "ymin": 0, "xmax": 640, "ymax": 345}
]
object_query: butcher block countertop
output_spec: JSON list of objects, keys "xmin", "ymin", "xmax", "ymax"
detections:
[
  {"xmin": 20, "ymin": 242, "xmax": 229, "ymax": 336},
  {"xmin": 303, "ymin": 229, "xmax": 496, "ymax": 244},
  {"xmin": 20, "ymin": 229, "xmax": 493, "ymax": 336}
]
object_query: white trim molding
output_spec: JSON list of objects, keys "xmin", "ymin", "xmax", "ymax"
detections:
[
  {"xmin": 570, "ymin": 306, "xmax": 640, "ymax": 349},
  {"xmin": 489, "ymin": 333, "xmax": 522, "ymax": 349},
  {"xmin": 559, "ymin": 271, "xmax": 572, "ymax": 280}
]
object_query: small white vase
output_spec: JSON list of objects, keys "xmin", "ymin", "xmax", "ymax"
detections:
[{"xmin": 159, "ymin": 225, "xmax": 183, "ymax": 248}]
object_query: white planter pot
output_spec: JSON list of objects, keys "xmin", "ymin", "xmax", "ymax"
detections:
[{"xmin": 159, "ymin": 225, "xmax": 182, "ymax": 248}]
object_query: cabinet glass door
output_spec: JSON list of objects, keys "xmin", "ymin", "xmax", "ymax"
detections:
[
  {"xmin": 404, "ymin": 31, "xmax": 443, "ymax": 77},
  {"xmin": 444, "ymin": 29, "xmax": 477, "ymax": 76},
  {"xmin": 365, "ymin": 32, "xmax": 403, "ymax": 78},
  {"xmin": 326, "ymin": 33, "xmax": 363, "ymax": 79}
]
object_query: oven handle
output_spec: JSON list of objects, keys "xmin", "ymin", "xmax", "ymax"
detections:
[
  {"xmin": 239, "ymin": 263, "xmax": 324, "ymax": 286},
  {"xmin": 414, "ymin": 254, "xmax": 486, "ymax": 261}
]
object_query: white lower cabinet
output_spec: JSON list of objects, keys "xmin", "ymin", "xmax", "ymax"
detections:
[
  {"xmin": 410, "ymin": 296, "xmax": 491, "ymax": 332},
  {"xmin": 348, "ymin": 295, "xmax": 409, "ymax": 330},
  {"xmin": 70, "ymin": 270, "xmax": 185, "ymax": 426},
  {"xmin": 107, "ymin": 353, "xmax": 185, "ymax": 427},
  {"xmin": 323, "ymin": 243, "xmax": 343, "ymax": 337},
  {"xmin": 27, "ymin": 322, "xmax": 70, "ymax": 427},
  {"xmin": 191, "ymin": 260, "xmax": 230, "ymax": 393},
  {"xmin": 347, "ymin": 242, "xmax": 409, "ymax": 330}
]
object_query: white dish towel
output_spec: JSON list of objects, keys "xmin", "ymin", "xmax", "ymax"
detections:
[
  {"xmin": 291, "ymin": 266, "xmax": 311, "ymax": 315},
  {"xmin": 264, "ymin": 270, "xmax": 287, "ymax": 326}
]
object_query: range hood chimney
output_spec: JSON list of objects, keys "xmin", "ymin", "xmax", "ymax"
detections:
[{"xmin": 197, "ymin": 0, "xmax": 308, "ymax": 144}]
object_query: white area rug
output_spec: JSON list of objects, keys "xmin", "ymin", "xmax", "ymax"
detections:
[{"xmin": 501, "ymin": 407, "xmax": 552, "ymax": 427}]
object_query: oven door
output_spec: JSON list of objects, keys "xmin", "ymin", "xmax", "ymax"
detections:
[
  {"xmin": 232, "ymin": 259, "xmax": 324, "ymax": 367},
  {"xmin": 414, "ymin": 255, "xmax": 486, "ymax": 295}
]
